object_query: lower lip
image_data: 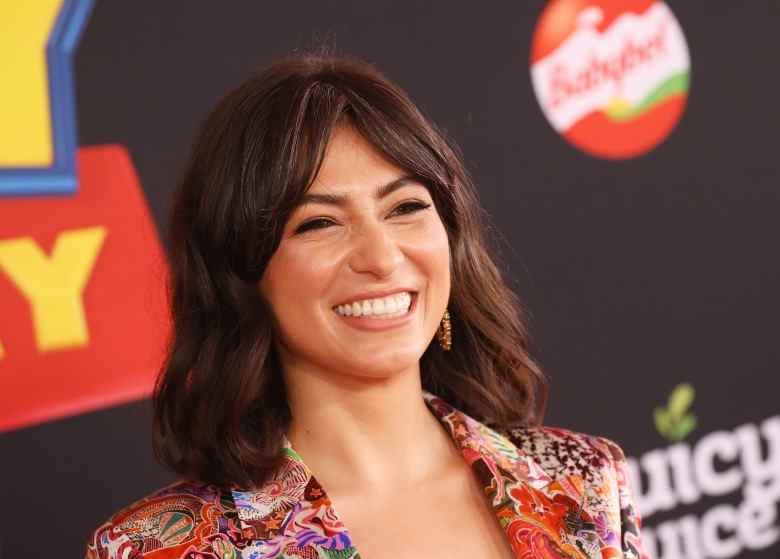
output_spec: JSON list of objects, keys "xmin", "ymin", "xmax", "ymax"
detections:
[{"xmin": 333, "ymin": 294, "xmax": 418, "ymax": 331}]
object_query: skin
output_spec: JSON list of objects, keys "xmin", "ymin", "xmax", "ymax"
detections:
[{"xmin": 258, "ymin": 124, "xmax": 514, "ymax": 558}]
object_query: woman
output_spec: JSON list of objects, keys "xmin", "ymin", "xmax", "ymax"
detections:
[{"xmin": 86, "ymin": 54, "xmax": 648, "ymax": 559}]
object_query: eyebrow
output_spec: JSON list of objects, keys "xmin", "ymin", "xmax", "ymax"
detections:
[{"xmin": 298, "ymin": 175, "xmax": 421, "ymax": 207}]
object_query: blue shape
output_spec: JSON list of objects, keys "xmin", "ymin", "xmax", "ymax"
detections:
[{"xmin": 0, "ymin": 0, "xmax": 95, "ymax": 197}]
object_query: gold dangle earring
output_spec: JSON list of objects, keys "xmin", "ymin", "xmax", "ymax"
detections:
[{"xmin": 436, "ymin": 308, "xmax": 452, "ymax": 351}]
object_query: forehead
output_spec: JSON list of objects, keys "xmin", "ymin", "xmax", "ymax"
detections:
[{"xmin": 307, "ymin": 124, "xmax": 405, "ymax": 194}]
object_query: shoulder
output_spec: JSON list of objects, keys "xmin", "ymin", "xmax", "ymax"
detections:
[
  {"xmin": 503, "ymin": 424, "xmax": 627, "ymax": 484},
  {"xmin": 84, "ymin": 479, "xmax": 240, "ymax": 559},
  {"xmin": 502, "ymin": 426, "xmax": 649, "ymax": 559}
]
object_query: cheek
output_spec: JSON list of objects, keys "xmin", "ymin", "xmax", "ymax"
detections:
[
  {"xmin": 428, "ymin": 221, "xmax": 450, "ymax": 270},
  {"xmin": 416, "ymin": 220, "xmax": 451, "ymax": 277},
  {"xmin": 262, "ymin": 245, "xmax": 333, "ymax": 310}
]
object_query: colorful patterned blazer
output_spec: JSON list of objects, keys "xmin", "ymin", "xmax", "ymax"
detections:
[{"xmin": 85, "ymin": 391, "xmax": 649, "ymax": 559}]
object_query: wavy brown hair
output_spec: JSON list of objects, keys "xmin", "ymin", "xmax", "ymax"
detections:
[{"xmin": 153, "ymin": 53, "xmax": 548, "ymax": 489}]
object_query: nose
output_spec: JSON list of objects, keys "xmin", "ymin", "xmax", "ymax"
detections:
[{"xmin": 347, "ymin": 220, "xmax": 404, "ymax": 277}]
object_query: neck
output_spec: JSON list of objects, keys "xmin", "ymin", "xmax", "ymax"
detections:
[{"xmin": 283, "ymin": 361, "xmax": 460, "ymax": 498}]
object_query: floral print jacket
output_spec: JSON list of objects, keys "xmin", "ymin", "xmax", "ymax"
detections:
[{"xmin": 85, "ymin": 392, "xmax": 649, "ymax": 558}]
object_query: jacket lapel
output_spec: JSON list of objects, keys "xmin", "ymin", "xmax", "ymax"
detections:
[
  {"xmin": 231, "ymin": 442, "xmax": 359, "ymax": 558},
  {"xmin": 230, "ymin": 392, "xmax": 603, "ymax": 559},
  {"xmin": 422, "ymin": 392, "xmax": 605, "ymax": 559}
]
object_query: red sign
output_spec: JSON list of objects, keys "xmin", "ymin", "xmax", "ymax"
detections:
[{"xmin": 0, "ymin": 145, "xmax": 169, "ymax": 432}]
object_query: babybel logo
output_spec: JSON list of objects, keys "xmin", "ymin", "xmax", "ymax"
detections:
[{"xmin": 530, "ymin": 0, "xmax": 691, "ymax": 159}]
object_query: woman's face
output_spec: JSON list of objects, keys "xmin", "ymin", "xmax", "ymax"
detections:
[{"xmin": 259, "ymin": 124, "xmax": 451, "ymax": 382}]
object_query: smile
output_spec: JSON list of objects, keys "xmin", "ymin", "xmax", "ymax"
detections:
[
  {"xmin": 333, "ymin": 291, "xmax": 413, "ymax": 317},
  {"xmin": 333, "ymin": 291, "xmax": 418, "ymax": 329}
]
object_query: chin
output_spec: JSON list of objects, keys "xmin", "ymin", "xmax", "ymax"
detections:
[{"xmin": 339, "ymin": 349, "xmax": 423, "ymax": 380}]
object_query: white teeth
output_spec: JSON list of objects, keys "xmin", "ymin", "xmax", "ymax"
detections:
[{"xmin": 334, "ymin": 292, "xmax": 413, "ymax": 318}]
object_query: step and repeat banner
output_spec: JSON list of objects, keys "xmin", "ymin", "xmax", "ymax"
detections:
[{"xmin": 1, "ymin": 1, "xmax": 778, "ymax": 558}]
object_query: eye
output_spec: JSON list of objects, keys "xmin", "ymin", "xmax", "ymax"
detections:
[
  {"xmin": 390, "ymin": 200, "xmax": 432, "ymax": 217},
  {"xmin": 293, "ymin": 201, "xmax": 432, "ymax": 236},
  {"xmin": 294, "ymin": 217, "xmax": 335, "ymax": 235}
]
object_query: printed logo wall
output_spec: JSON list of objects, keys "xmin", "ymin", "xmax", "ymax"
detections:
[
  {"xmin": 0, "ymin": 0, "xmax": 168, "ymax": 432},
  {"xmin": 530, "ymin": 3, "xmax": 778, "ymax": 557},
  {"xmin": 530, "ymin": 0, "xmax": 690, "ymax": 159},
  {"xmin": 630, "ymin": 384, "xmax": 780, "ymax": 558}
]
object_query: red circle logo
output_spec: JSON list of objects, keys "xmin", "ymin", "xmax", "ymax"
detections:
[{"xmin": 530, "ymin": 0, "xmax": 691, "ymax": 159}]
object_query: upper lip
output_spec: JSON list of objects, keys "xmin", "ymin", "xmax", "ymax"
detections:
[{"xmin": 333, "ymin": 288, "xmax": 418, "ymax": 307}]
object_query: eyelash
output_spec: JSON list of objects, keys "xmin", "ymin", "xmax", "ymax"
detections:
[{"xmin": 294, "ymin": 201, "xmax": 432, "ymax": 235}]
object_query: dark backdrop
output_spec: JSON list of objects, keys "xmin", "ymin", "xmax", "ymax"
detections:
[{"xmin": 1, "ymin": 2, "xmax": 778, "ymax": 558}]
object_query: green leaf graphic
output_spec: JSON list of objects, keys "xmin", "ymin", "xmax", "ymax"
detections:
[
  {"xmin": 654, "ymin": 407, "xmax": 671, "ymax": 437},
  {"xmin": 655, "ymin": 383, "xmax": 697, "ymax": 442},
  {"xmin": 668, "ymin": 383, "xmax": 694, "ymax": 420},
  {"xmin": 670, "ymin": 414, "xmax": 697, "ymax": 441}
]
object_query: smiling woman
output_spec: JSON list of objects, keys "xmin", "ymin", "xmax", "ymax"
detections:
[{"xmin": 85, "ymin": 53, "xmax": 649, "ymax": 559}]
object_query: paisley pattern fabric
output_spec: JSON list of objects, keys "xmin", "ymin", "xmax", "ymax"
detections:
[{"xmin": 85, "ymin": 392, "xmax": 649, "ymax": 559}]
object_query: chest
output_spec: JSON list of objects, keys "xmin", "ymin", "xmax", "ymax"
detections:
[{"xmin": 331, "ymin": 468, "xmax": 516, "ymax": 559}]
